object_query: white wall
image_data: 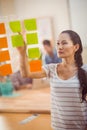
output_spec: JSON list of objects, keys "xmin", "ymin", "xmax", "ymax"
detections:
[
  {"xmin": 15, "ymin": 0, "xmax": 70, "ymax": 40},
  {"xmin": 0, "ymin": 0, "xmax": 15, "ymax": 16},
  {"xmin": 69, "ymin": 0, "xmax": 87, "ymax": 47},
  {"xmin": 0, "ymin": 0, "xmax": 70, "ymax": 41}
]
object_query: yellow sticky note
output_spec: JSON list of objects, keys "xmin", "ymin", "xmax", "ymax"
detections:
[
  {"xmin": 11, "ymin": 35, "xmax": 24, "ymax": 47},
  {"xmin": 28, "ymin": 48, "xmax": 41, "ymax": 59},
  {"xmin": 26, "ymin": 33, "xmax": 38, "ymax": 45},
  {"xmin": 24, "ymin": 18, "xmax": 37, "ymax": 31},
  {"xmin": 9, "ymin": 21, "xmax": 21, "ymax": 33}
]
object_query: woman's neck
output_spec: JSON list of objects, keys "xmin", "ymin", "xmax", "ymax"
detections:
[{"xmin": 62, "ymin": 57, "xmax": 76, "ymax": 67}]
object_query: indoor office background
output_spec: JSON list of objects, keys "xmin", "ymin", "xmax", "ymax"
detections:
[
  {"xmin": 0, "ymin": 0, "xmax": 87, "ymax": 130},
  {"xmin": 0, "ymin": 0, "xmax": 87, "ymax": 63}
]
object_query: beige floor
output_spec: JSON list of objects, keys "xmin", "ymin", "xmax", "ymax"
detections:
[{"xmin": 0, "ymin": 113, "xmax": 53, "ymax": 130}]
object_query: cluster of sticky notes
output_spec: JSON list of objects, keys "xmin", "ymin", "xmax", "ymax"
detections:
[
  {"xmin": 9, "ymin": 18, "xmax": 42, "ymax": 72},
  {"xmin": 0, "ymin": 22, "xmax": 12, "ymax": 76},
  {"xmin": 24, "ymin": 18, "xmax": 42, "ymax": 72},
  {"xmin": 9, "ymin": 20, "xmax": 24, "ymax": 47}
]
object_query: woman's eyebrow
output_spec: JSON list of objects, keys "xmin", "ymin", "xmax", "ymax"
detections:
[
  {"xmin": 57, "ymin": 40, "xmax": 66, "ymax": 43},
  {"xmin": 62, "ymin": 40, "xmax": 67, "ymax": 43}
]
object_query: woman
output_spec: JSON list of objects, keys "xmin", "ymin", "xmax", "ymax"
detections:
[{"xmin": 17, "ymin": 30, "xmax": 87, "ymax": 130}]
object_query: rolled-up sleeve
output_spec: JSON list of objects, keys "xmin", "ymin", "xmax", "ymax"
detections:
[{"xmin": 42, "ymin": 64, "xmax": 53, "ymax": 78}]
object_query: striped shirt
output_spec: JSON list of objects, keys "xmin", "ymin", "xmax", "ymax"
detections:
[{"xmin": 42, "ymin": 64, "xmax": 87, "ymax": 130}]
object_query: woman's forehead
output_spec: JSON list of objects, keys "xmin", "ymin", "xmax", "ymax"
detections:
[{"xmin": 58, "ymin": 33, "xmax": 71, "ymax": 42}]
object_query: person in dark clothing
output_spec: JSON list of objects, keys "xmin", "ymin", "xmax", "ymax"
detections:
[{"xmin": 10, "ymin": 71, "xmax": 33, "ymax": 90}]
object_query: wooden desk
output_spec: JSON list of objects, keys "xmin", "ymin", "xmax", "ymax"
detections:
[
  {"xmin": 0, "ymin": 87, "xmax": 51, "ymax": 113},
  {"xmin": 0, "ymin": 113, "xmax": 53, "ymax": 130}
]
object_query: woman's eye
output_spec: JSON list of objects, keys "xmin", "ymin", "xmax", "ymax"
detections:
[
  {"xmin": 57, "ymin": 42, "xmax": 68, "ymax": 46},
  {"xmin": 57, "ymin": 42, "xmax": 60, "ymax": 45},
  {"xmin": 62, "ymin": 42, "xmax": 67, "ymax": 45}
]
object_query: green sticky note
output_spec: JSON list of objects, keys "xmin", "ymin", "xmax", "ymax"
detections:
[
  {"xmin": 24, "ymin": 18, "xmax": 37, "ymax": 31},
  {"xmin": 28, "ymin": 48, "xmax": 40, "ymax": 59},
  {"xmin": 26, "ymin": 33, "xmax": 38, "ymax": 45},
  {"xmin": 9, "ymin": 21, "xmax": 21, "ymax": 33},
  {"xmin": 11, "ymin": 35, "xmax": 24, "ymax": 47}
]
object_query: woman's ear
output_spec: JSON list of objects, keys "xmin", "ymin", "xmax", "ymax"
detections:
[{"xmin": 75, "ymin": 44, "xmax": 80, "ymax": 52}]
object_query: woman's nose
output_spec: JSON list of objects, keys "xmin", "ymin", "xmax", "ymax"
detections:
[{"xmin": 57, "ymin": 44, "xmax": 63, "ymax": 49}]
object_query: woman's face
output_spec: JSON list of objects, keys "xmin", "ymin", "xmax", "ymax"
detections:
[{"xmin": 57, "ymin": 33, "xmax": 78, "ymax": 58}]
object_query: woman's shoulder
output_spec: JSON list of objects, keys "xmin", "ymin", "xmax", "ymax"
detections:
[
  {"xmin": 81, "ymin": 64, "xmax": 87, "ymax": 71},
  {"xmin": 42, "ymin": 63, "xmax": 57, "ymax": 77},
  {"xmin": 42, "ymin": 63, "xmax": 57, "ymax": 70}
]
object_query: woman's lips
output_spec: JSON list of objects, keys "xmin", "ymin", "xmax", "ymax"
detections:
[{"xmin": 58, "ymin": 51, "xmax": 64, "ymax": 54}]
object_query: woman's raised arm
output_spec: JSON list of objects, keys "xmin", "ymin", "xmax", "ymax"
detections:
[{"xmin": 16, "ymin": 33, "xmax": 47, "ymax": 79}]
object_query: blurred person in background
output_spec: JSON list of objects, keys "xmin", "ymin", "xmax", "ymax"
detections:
[
  {"xmin": 42, "ymin": 40, "xmax": 62, "ymax": 64},
  {"xmin": 10, "ymin": 70, "xmax": 33, "ymax": 90}
]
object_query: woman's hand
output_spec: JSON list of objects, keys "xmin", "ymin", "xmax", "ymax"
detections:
[
  {"xmin": 16, "ymin": 44, "xmax": 26, "ymax": 55},
  {"xmin": 16, "ymin": 32, "xmax": 26, "ymax": 55}
]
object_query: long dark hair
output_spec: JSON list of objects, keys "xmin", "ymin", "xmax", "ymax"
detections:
[{"xmin": 61, "ymin": 30, "xmax": 87, "ymax": 102}]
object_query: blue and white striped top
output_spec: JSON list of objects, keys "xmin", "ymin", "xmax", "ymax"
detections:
[{"xmin": 42, "ymin": 64, "xmax": 87, "ymax": 130}]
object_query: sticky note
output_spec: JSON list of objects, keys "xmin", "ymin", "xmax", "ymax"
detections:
[
  {"xmin": 0, "ymin": 64, "xmax": 12, "ymax": 76},
  {"xmin": 24, "ymin": 18, "xmax": 37, "ymax": 31},
  {"xmin": 26, "ymin": 33, "xmax": 38, "ymax": 45},
  {"xmin": 11, "ymin": 35, "xmax": 24, "ymax": 47},
  {"xmin": 0, "ymin": 50, "xmax": 10, "ymax": 62},
  {"xmin": 0, "ymin": 37, "xmax": 8, "ymax": 48},
  {"xmin": 29, "ymin": 60, "xmax": 42, "ymax": 72},
  {"xmin": 28, "ymin": 48, "xmax": 40, "ymax": 59},
  {"xmin": 0, "ymin": 23, "xmax": 6, "ymax": 34},
  {"xmin": 9, "ymin": 21, "xmax": 21, "ymax": 33}
]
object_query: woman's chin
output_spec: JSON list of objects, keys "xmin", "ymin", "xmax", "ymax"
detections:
[{"xmin": 58, "ymin": 54, "xmax": 66, "ymax": 58}]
